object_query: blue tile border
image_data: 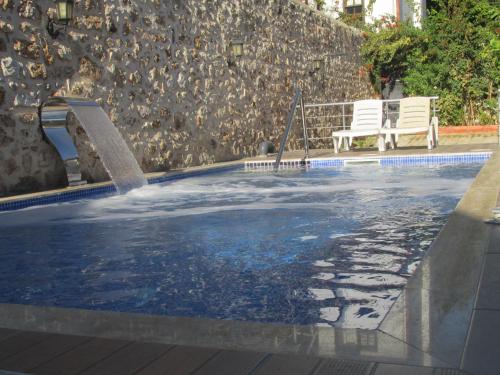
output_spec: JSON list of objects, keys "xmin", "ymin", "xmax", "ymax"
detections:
[
  {"xmin": 244, "ymin": 152, "xmax": 492, "ymax": 170},
  {"xmin": 378, "ymin": 152, "xmax": 492, "ymax": 166},
  {"xmin": 0, "ymin": 152, "xmax": 492, "ymax": 213},
  {"xmin": 0, "ymin": 164, "xmax": 242, "ymax": 213},
  {"xmin": 0, "ymin": 185, "xmax": 117, "ymax": 212}
]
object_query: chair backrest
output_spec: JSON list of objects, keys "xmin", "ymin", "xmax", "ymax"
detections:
[
  {"xmin": 351, "ymin": 99, "xmax": 384, "ymax": 130},
  {"xmin": 398, "ymin": 97, "xmax": 430, "ymax": 129}
]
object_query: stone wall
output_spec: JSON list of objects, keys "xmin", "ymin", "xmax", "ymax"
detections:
[{"xmin": 0, "ymin": 0, "xmax": 374, "ymax": 197}]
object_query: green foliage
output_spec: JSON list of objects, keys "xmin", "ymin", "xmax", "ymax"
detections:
[
  {"xmin": 360, "ymin": 17, "xmax": 422, "ymax": 93},
  {"xmin": 360, "ymin": 0, "xmax": 500, "ymax": 125},
  {"xmin": 337, "ymin": 11, "xmax": 368, "ymax": 30},
  {"xmin": 352, "ymin": 136, "xmax": 377, "ymax": 149},
  {"xmin": 314, "ymin": 0, "xmax": 325, "ymax": 10}
]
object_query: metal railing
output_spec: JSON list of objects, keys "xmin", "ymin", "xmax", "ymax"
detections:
[
  {"xmin": 300, "ymin": 97, "xmax": 439, "ymax": 150},
  {"xmin": 274, "ymin": 88, "xmax": 308, "ymax": 171}
]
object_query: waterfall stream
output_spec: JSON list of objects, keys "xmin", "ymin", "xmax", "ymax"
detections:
[{"xmin": 69, "ymin": 101, "xmax": 147, "ymax": 193}]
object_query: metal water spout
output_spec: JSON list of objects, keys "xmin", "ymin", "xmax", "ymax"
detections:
[
  {"xmin": 39, "ymin": 96, "xmax": 147, "ymax": 193},
  {"xmin": 39, "ymin": 97, "xmax": 86, "ymax": 186}
]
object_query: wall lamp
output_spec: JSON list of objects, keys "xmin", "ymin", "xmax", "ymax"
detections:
[
  {"xmin": 227, "ymin": 39, "xmax": 244, "ymax": 68},
  {"xmin": 230, "ymin": 40, "xmax": 244, "ymax": 58},
  {"xmin": 47, "ymin": 0, "xmax": 74, "ymax": 39},
  {"xmin": 310, "ymin": 53, "xmax": 347, "ymax": 75},
  {"xmin": 309, "ymin": 58, "xmax": 324, "ymax": 75},
  {"xmin": 313, "ymin": 58, "xmax": 324, "ymax": 72}
]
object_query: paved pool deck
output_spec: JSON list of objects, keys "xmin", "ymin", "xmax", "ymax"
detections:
[{"xmin": 0, "ymin": 143, "xmax": 499, "ymax": 374}]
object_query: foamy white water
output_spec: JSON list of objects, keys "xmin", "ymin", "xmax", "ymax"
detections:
[{"xmin": 69, "ymin": 103, "xmax": 147, "ymax": 193}]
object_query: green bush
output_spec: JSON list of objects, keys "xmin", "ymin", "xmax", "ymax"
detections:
[{"xmin": 360, "ymin": 0, "xmax": 500, "ymax": 125}]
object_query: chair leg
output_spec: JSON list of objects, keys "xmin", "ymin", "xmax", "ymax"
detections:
[
  {"xmin": 427, "ymin": 127, "xmax": 434, "ymax": 149},
  {"xmin": 333, "ymin": 137, "xmax": 339, "ymax": 153},
  {"xmin": 377, "ymin": 134, "xmax": 386, "ymax": 152},
  {"xmin": 343, "ymin": 137, "xmax": 350, "ymax": 151},
  {"xmin": 385, "ymin": 132, "xmax": 395, "ymax": 149}
]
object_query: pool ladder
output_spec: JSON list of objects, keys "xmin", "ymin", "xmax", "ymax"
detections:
[{"xmin": 274, "ymin": 88, "xmax": 309, "ymax": 172}]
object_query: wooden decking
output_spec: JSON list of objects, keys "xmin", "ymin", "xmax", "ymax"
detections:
[
  {"xmin": 0, "ymin": 328, "xmax": 368, "ymax": 375},
  {"xmin": 0, "ymin": 328, "xmax": 467, "ymax": 375}
]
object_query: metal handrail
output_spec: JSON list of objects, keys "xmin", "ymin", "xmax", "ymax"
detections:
[
  {"xmin": 301, "ymin": 97, "xmax": 440, "ymax": 145},
  {"xmin": 274, "ymin": 88, "xmax": 307, "ymax": 172},
  {"xmin": 300, "ymin": 93, "xmax": 309, "ymax": 158},
  {"xmin": 305, "ymin": 97, "xmax": 439, "ymax": 108}
]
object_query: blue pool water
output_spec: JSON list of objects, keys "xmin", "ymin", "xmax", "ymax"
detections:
[{"xmin": 0, "ymin": 163, "xmax": 483, "ymax": 329}]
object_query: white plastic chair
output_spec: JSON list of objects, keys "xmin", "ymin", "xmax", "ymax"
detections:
[
  {"xmin": 332, "ymin": 99, "xmax": 386, "ymax": 153},
  {"xmin": 382, "ymin": 97, "xmax": 439, "ymax": 150}
]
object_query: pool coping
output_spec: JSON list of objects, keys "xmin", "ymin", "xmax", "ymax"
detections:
[{"xmin": 0, "ymin": 145, "xmax": 499, "ymax": 371}]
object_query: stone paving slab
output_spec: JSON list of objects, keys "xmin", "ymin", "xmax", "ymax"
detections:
[{"xmin": 462, "ymin": 310, "xmax": 500, "ymax": 375}]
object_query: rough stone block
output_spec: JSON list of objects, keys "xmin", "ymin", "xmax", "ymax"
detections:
[
  {"xmin": 26, "ymin": 62, "xmax": 47, "ymax": 79},
  {"xmin": 137, "ymin": 105, "xmax": 151, "ymax": 119},
  {"xmin": 17, "ymin": 0, "xmax": 41, "ymax": 20},
  {"xmin": 14, "ymin": 93, "xmax": 40, "ymax": 107},
  {"xmin": 105, "ymin": 16, "xmax": 117, "ymax": 33},
  {"xmin": 13, "ymin": 39, "xmax": 40, "ymax": 59},
  {"xmin": 78, "ymin": 57, "xmax": 102, "ymax": 81},
  {"xmin": 55, "ymin": 43, "xmax": 71, "ymax": 60},
  {"xmin": 159, "ymin": 107, "xmax": 171, "ymax": 119},
  {"xmin": 1, "ymin": 57, "xmax": 18, "ymax": 77},
  {"xmin": 0, "ymin": 20, "xmax": 13, "ymax": 33},
  {"xmin": 19, "ymin": 112, "xmax": 37, "ymax": 124},
  {"xmin": 129, "ymin": 71, "xmax": 142, "ymax": 85},
  {"xmin": 19, "ymin": 21, "xmax": 34, "ymax": 32},
  {"xmin": 0, "ymin": 0, "xmax": 13, "ymax": 10},
  {"xmin": 83, "ymin": 0, "xmax": 98, "ymax": 11},
  {"xmin": 77, "ymin": 15, "xmax": 104, "ymax": 30}
]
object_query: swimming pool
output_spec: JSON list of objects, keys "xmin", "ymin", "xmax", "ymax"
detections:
[{"xmin": 0, "ymin": 158, "xmax": 486, "ymax": 329}]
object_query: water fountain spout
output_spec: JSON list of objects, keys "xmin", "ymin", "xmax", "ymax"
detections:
[{"xmin": 39, "ymin": 97, "xmax": 147, "ymax": 193}]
